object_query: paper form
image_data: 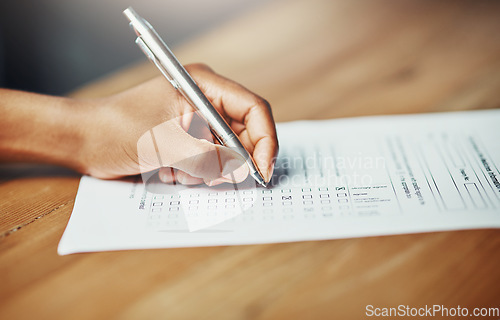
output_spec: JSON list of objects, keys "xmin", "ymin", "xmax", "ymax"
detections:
[{"xmin": 58, "ymin": 110, "xmax": 500, "ymax": 255}]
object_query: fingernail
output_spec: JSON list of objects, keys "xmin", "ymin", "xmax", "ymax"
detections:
[
  {"xmin": 158, "ymin": 170, "xmax": 168, "ymax": 183},
  {"xmin": 266, "ymin": 159, "xmax": 276, "ymax": 182}
]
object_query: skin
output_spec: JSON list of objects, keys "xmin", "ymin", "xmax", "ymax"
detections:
[{"xmin": 0, "ymin": 63, "xmax": 279, "ymax": 186}]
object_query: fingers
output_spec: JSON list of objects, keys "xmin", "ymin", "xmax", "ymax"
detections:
[
  {"xmin": 186, "ymin": 64, "xmax": 279, "ymax": 182},
  {"xmin": 158, "ymin": 167, "xmax": 176, "ymax": 183},
  {"xmin": 134, "ymin": 64, "xmax": 277, "ymax": 185},
  {"xmin": 158, "ymin": 167, "xmax": 204, "ymax": 185},
  {"xmin": 139, "ymin": 119, "xmax": 249, "ymax": 185}
]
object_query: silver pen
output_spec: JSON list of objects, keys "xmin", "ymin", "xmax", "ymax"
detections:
[{"xmin": 123, "ymin": 7, "xmax": 267, "ymax": 187}]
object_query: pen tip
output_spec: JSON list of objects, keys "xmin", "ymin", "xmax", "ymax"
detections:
[{"xmin": 258, "ymin": 176, "xmax": 268, "ymax": 187}]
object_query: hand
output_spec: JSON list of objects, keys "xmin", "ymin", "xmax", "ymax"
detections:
[{"xmin": 79, "ymin": 64, "xmax": 278, "ymax": 186}]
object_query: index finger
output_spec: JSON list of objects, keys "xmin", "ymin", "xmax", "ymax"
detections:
[{"xmin": 186, "ymin": 64, "xmax": 279, "ymax": 182}]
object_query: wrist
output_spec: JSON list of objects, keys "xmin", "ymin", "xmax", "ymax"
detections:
[
  {"xmin": 0, "ymin": 89, "xmax": 90, "ymax": 173},
  {"xmin": 49, "ymin": 97, "xmax": 91, "ymax": 173}
]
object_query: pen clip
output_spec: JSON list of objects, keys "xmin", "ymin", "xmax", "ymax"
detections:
[{"xmin": 135, "ymin": 37, "xmax": 180, "ymax": 89}]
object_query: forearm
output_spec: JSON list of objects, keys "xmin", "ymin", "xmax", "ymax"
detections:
[{"xmin": 0, "ymin": 88, "xmax": 87, "ymax": 171}]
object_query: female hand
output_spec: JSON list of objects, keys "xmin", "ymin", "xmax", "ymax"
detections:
[{"xmin": 79, "ymin": 64, "xmax": 278, "ymax": 186}]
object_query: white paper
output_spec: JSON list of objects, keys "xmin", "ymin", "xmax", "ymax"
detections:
[{"xmin": 58, "ymin": 110, "xmax": 500, "ymax": 255}]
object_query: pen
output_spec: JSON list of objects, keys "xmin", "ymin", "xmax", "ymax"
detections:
[{"xmin": 123, "ymin": 7, "xmax": 267, "ymax": 187}]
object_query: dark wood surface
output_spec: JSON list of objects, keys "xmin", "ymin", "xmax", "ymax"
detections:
[{"xmin": 2, "ymin": 0, "xmax": 500, "ymax": 318}]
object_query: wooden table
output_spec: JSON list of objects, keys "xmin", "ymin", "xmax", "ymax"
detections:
[{"xmin": 2, "ymin": 0, "xmax": 500, "ymax": 318}]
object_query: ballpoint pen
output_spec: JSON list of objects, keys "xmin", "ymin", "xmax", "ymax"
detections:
[{"xmin": 123, "ymin": 7, "xmax": 267, "ymax": 187}]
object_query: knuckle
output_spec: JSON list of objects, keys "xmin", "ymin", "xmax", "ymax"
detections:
[
  {"xmin": 186, "ymin": 63, "xmax": 213, "ymax": 73},
  {"xmin": 256, "ymin": 97, "xmax": 272, "ymax": 112}
]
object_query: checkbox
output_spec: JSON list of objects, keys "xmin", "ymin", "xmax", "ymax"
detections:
[
  {"xmin": 302, "ymin": 194, "xmax": 312, "ymax": 199},
  {"xmin": 153, "ymin": 202, "xmax": 163, "ymax": 206},
  {"xmin": 282, "ymin": 201, "xmax": 292, "ymax": 206},
  {"xmin": 169, "ymin": 207, "xmax": 179, "ymax": 211},
  {"xmin": 263, "ymin": 202, "xmax": 273, "ymax": 207},
  {"xmin": 262, "ymin": 189, "xmax": 272, "ymax": 194},
  {"xmin": 321, "ymin": 199, "xmax": 331, "ymax": 204},
  {"xmin": 170, "ymin": 201, "xmax": 180, "ymax": 205},
  {"xmin": 303, "ymin": 200, "xmax": 313, "ymax": 205},
  {"xmin": 302, "ymin": 188, "xmax": 312, "ymax": 192},
  {"xmin": 208, "ymin": 199, "xmax": 217, "ymax": 204},
  {"xmin": 319, "ymin": 194, "xmax": 330, "ymax": 198},
  {"xmin": 263, "ymin": 196, "xmax": 272, "ymax": 201},
  {"xmin": 318, "ymin": 187, "xmax": 328, "ymax": 191},
  {"xmin": 338, "ymin": 198, "xmax": 348, "ymax": 203},
  {"xmin": 225, "ymin": 198, "xmax": 235, "ymax": 203},
  {"xmin": 243, "ymin": 190, "xmax": 253, "ymax": 194},
  {"xmin": 281, "ymin": 189, "xmax": 291, "ymax": 193},
  {"xmin": 337, "ymin": 193, "xmax": 347, "ymax": 197},
  {"xmin": 243, "ymin": 197, "xmax": 253, "ymax": 202},
  {"xmin": 190, "ymin": 193, "xmax": 200, "ymax": 198}
]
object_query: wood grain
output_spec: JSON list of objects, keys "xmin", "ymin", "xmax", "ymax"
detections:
[{"xmin": 2, "ymin": 0, "xmax": 500, "ymax": 319}]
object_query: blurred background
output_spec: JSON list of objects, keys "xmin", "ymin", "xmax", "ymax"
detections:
[{"xmin": 0, "ymin": 0, "xmax": 270, "ymax": 95}]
